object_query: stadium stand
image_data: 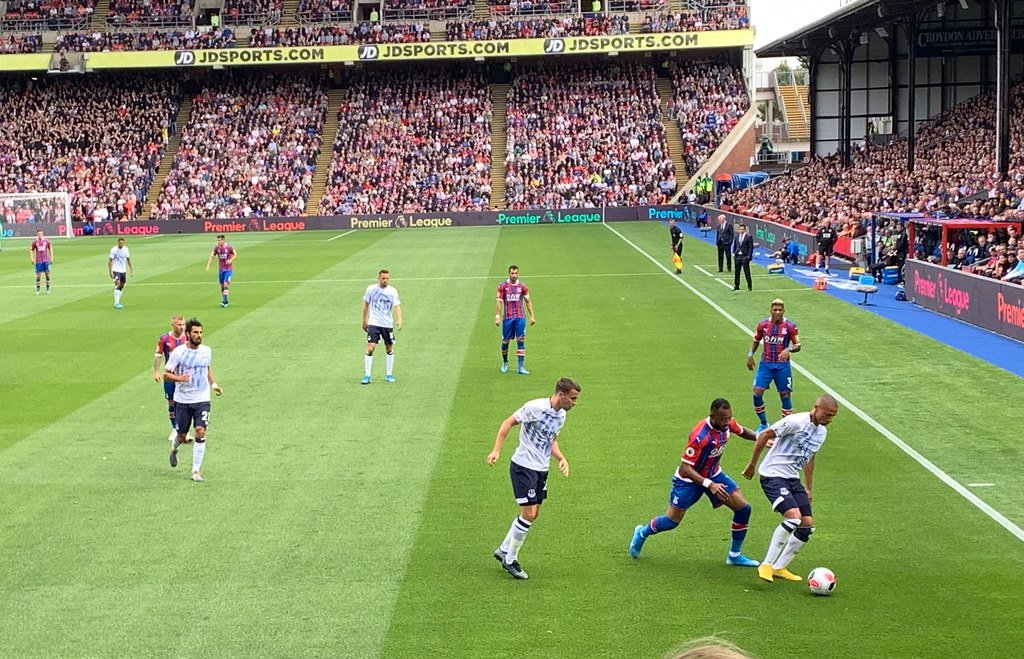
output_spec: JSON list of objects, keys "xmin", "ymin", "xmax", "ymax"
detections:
[
  {"xmin": 0, "ymin": 0, "xmax": 94, "ymax": 30},
  {"xmin": 295, "ymin": 0, "xmax": 351, "ymax": 22},
  {"xmin": 382, "ymin": 0, "xmax": 472, "ymax": 21},
  {"xmin": 55, "ymin": 28, "xmax": 235, "ymax": 51},
  {"xmin": 223, "ymin": 0, "xmax": 282, "ymax": 25},
  {"xmin": 446, "ymin": 15, "xmax": 629, "ymax": 40},
  {"xmin": 248, "ymin": 22, "xmax": 430, "ymax": 46},
  {"xmin": 0, "ymin": 33, "xmax": 42, "ymax": 53},
  {"xmin": 728, "ymin": 81, "xmax": 1024, "ymax": 229},
  {"xmin": 503, "ymin": 62, "xmax": 675, "ymax": 210},
  {"xmin": 106, "ymin": 0, "xmax": 191, "ymax": 27},
  {"xmin": 151, "ymin": 74, "xmax": 327, "ymax": 219},
  {"xmin": 0, "ymin": 75, "xmax": 179, "ymax": 222},
  {"xmin": 487, "ymin": 0, "xmax": 574, "ymax": 17},
  {"xmin": 317, "ymin": 69, "xmax": 492, "ymax": 215},
  {"xmin": 667, "ymin": 58, "xmax": 750, "ymax": 178}
]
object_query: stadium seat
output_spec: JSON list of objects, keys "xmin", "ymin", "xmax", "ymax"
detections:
[{"xmin": 856, "ymin": 275, "xmax": 878, "ymax": 305}]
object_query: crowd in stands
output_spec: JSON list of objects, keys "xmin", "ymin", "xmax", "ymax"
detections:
[
  {"xmin": 107, "ymin": 0, "xmax": 191, "ymax": 26},
  {"xmin": 667, "ymin": 59, "xmax": 749, "ymax": 177},
  {"xmin": 0, "ymin": 34, "xmax": 42, "ymax": 53},
  {"xmin": 249, "ymin": 22, "xmax": 429, "ymax": 47},
  {"xmin": 296, "ymin": 0, "xmax": 351, "ymax": 22},
  {"xmin": 1, "ymin": 0, "xmax": 94, "ymax": 29},
  {"xmin": 318, "ymin": 69, "xmax": 492, "ymax": 215},
  {"xmin": 447, "ymin": 14, "xmax": 628, "ymax": 41},
  {"xmin": 384, "ymin": 0, "xmax": 473, "ymax": 21},
  {"xmin": 0, "ymin": 76, "xmax": 178, "ymax": 222},
  {"xmin": 224, "ymin": 0, "xmax": 282, "ymax": 24},
  {"xmin": 55, "ymin": 28, "xmax": 235, "ymax": 52},
  {"xmin": 488, "ymin": 0, "xmax": 574, "ymax": 16},
  {"xmin": 639, "ymin": 5, "xmax": 749, "ymax": 33},
  {"xmin": 152, "ymin": 75, "xmax": 326, "ymax": 219},
  {"xmin": 728, "ymin": 82, "xmax": 1024, "ymax": 231},
  {"xmin": 504, "ymin": 62, "xmax": 675, "ymax": 209}
]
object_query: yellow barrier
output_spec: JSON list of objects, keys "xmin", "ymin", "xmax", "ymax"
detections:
[{"xmin": 0, "ymin": 30, "xmax": 755, "ymax": 71}]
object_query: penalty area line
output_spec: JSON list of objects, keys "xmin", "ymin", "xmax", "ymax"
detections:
[{"xmin": 603, "ymin": 222, "xmax": 1024, "ymax": 543}]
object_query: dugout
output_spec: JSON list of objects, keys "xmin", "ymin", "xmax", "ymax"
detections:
[
  {"xmin": 757, "ymin": 0, "xmax": 1024, "ymax": 176},
  {"xmin": 906, "ymin": 216, "xmax": 1022, "ymax": 266}
]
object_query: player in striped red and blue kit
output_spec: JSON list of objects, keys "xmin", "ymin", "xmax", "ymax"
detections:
[
  {"xmin": 629, "ymin": 398, "xmax": 760, "ymax": 567},
  {"xmin": 153, "ymin": 314, "xmax": 189, "ymax": 442},
  {"xmin": 30, "ymin": 230, "xmax": 52, "ymax": 295},
  {"xmin": 205, "ymin": 235, "xmax": 236, "ymax": 308},
  {"xmin": 747, "ymin": 299, "xmax": 801, "ymax": 434},
  {"xmin": 495, "ymin": 265, "xmax": 535, "ymax": 375}
]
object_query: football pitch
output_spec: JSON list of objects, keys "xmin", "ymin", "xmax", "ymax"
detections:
[{"xmin": 1, "ymin": 223, "xmax": 1022, "ymax": 658}]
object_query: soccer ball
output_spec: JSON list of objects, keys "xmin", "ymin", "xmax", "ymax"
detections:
[{"xmin": 807, "ymin": 567, "xmax": 836, "ymax": 596}]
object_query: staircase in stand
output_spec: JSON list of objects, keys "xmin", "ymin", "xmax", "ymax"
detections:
[
  {"xmin": 473, "ymin": 0, "xmax": 490, "ymax": 19},
  {"xmin": 91, "ymin": 0, "xmax": 111, "ymax": 30},
  {"xmin": 144, "ymin": 95, "xmax": 192, "ymax": 219},
  {"xmin": 778, "ymin": 83, "xmax": 810, "ymax": 141},
  {"xmin": 279, "ymin": 0, "xmax": 300, "ymax": 27},
  {"xmin": 655, "ymin": 77, "xmax": 687, "ymax": 189},
  {"xmin": 307, "ymin": 87, "xmax": 346, "ymax": 216},
  {"xmin": 488, "ymin": 83, "xmax": 508, "ymax": 210}
]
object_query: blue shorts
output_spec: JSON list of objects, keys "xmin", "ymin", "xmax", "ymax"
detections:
[
  {"xmin": 367, "ymin": 325, "xmax": 395, "ymax": 346},
  {"xmin": 219, "ymin": 269, "xmax": 232, "ymax": 286},
  {"xmin": 174, "ymin": 401, "xmax": 211, "ymax": 434},
  {"xmin": 510, "ymin": 460, "xmax": 548, "ymax": 505},
  {"xmin": 112, "ymin": 272, "xmax": 127, "ymax": 287},
  {"xmin": 754, "ymin": 361, "xmax": 793, "ymax": 392},
  {"xmin": 760, "ymin": 476, "xmax": 811, "ymax": 516},
  {"xmin": 669, "ymin": 471, "xmax": 739, "ymax": 510},
  {"xmin": 163, "ymin": 380, "xmax": 176, "ymax": 401},
  {"xmin": 502, "ymin": 317, "xmax": 526, "ymax": 341},
  {"xmin": 35, "ymin": 262, "xmax": 50, "ymax": 274}
]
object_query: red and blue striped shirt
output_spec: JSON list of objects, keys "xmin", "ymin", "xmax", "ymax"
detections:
[
  {"xmin": 677, "ymin": 417, "xmax": 744, "ymax": 480},
  {"xmin": 753, "ymin": 318, "xmax": 798, "ymax": 363}
]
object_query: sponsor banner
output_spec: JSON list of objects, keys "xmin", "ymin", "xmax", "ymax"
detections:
[
  {"xmin": 907, "ymin": 259, "xmax": 1024, "ymax": 343},
  {"xmin": 65, "ymin": 30, "xmax": 753, "ymax": 71},
  {"xmin": 915, "ymin": 27, "xmax": 1024, "ymax": 57},
  {"xmin": 683, "ymin": 204, "xmax": 818, "ymax": 258},
  {"xmin": 0, "ymin": 53, "xmax": 51, "ymax": 71}
]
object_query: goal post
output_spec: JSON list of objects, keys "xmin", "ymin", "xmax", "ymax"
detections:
[{"xmin": 0, "ymin": 192, "xmax": 73, "ymax": 239}]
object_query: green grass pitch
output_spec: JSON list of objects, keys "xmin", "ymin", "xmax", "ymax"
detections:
[{"xmin": 1, "ymin": 223, "xmax": 1022, "ymax": 658}]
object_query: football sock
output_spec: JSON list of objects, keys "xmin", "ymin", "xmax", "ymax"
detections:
[
  {"xmin": 501, "ymin": 341, "xmax": 509, "ymax": 363},
  {"xmin": 640, "ymin": 515, "xmax": 679, "ymax": 538},
  {"xmin": 763, "ymin": 518, "xmax": 799, "ymax": 565},
  {"xmin": 774, "ymin": 526, "xmax": 813, "ymax": 570},
  {"xmin": 385, "ymin": 352, "xmax": 394, "ymax": 376},
  {"xmin": 114, "ymin": 289, "xmax": 122, "ymax": 305},
  {"xmin": 168, "ymin": 404, "xmax": 176, "ymax": 428},
  {"xmin": 729, "ymin": 504, "xmax": 751, "ymax": 556},
  {"xmin": 753, "ymin": 393, "xmax": 768, "ymax": 425},
  {"xmin": 780, "ymin": 395, "xmax": 793, "ymax": 416},
  {"xmin": 505, "ymin": 516, "xmax": 531, "ymax": 562},
  {"xmin": 222, "ymin": 293, "xmax": 228, "ymax": 304},
  {"xmin": 192, "ymin": 438, "xmax": 206, "ymax": 471},
  {"xmin": 516, "ymin": 340, "xmax": 525, "ymax": 370},
  {"xmin": 364, "ymin": 353, "xmax": 373, "ymax": 376}
]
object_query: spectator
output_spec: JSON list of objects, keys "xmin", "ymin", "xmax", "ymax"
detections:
[{"xmin": 447, "ymin": 15, "xmax": 629, "ymax": 41}]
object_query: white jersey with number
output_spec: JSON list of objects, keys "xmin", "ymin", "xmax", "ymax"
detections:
[
  {"xmin": 108, "ymin": 245, "xmax": 130, "ymax": 273},
  {"xmin": 758, "ymin": 412, "xmax": 827, "ymax": 479},
  {"xmin": 510, "ymin": 397, "xmax": 566, "ymax": 472},
  {"xmin": 363, "ymin": 284, "xmax": 400, "ymax": 328},
  {"xmin": 165, "ymin": 344, "xmax": 213, "ymax": 404}
]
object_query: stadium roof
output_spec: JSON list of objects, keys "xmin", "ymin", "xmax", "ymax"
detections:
[{"xmin": 756, "ymin": 0, "xmax": 931, "ymax": 57}]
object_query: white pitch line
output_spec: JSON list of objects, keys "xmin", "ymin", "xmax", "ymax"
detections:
[
  {"xmin": 327, "ymin": 230, "xmax": 356, "ymax": 242},
  {"xmin": 968, "ymin": 483, "xmax": 995, "ymax": 487},
  {"xmin": 694, "ymin": 264, "xmax": 736, "ymax": 290},
  {"xmin": 603, "ymin": 222, "xmax": 1024, "ymax": 543},
  {"xmin": 0, "ymin": 271, "xmax": 664, "ymax": 290}
]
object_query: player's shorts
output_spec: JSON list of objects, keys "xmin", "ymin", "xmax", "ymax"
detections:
[
  {"xmin": 112, "ymin": 271, "xmax": 127, "ymax": 287},
  {"xmin": 163, "ymin": 380, "xmax": 176, "ymax": 401},
  {"xmin": 760, "ymin": 476, "xmax": 812, "ymax": 517},
  {"xmin": 366, "ymin": 325, "xmax": 395, "ymax": 346},
  {"xmin": 219, "ymin": 269, "xmax": 233, "ymax": 286},
  {"xmin": 754, "ymin": 361, "xmax": 793, "ymax": 392},
  {"xmin": 510, "ymin": 460, "xmax": 548, "ymax": 506},
  {"xmin": 501, "ymin": 317, "xmax": 527, "ymax": 341},
  {"xmin": 174, "ymin": 401, "xmax": 211, "ymax": 433},
  {"xmin": 35, "ymin": 262, "xmax": 50, "ymax": 274},
  {"xmin": 669, "ymin": 470, "xmax": 739, "ymax": 510}
]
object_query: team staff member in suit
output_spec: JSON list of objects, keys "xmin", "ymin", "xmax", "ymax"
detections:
[
  {"xmin": 733, "ymin": 223, "xmax": 754, "ymax": 291},
  {"xmin": 716, "ymin": 214, "xmax": 734, "ymax": 273}
]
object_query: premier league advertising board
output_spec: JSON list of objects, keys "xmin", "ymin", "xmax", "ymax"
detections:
[{"xmin": 906, "ymin": 260, "xmax": 1024, "ymax": 343}]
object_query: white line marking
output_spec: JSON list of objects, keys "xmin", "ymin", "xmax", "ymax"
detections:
[
  {"xmin": 968, "ymin": 483, "xmax": 995, "ymax": 487},
  {"xmin": 694, "ymin": 265, "xmax": 735, "ymax": 290},
  {"xmin": 603, "ymin": 222, "xmax": 1024, "ymax": 542},
  {"xmin": 327, "ymin": 230, "xmax": 356, "ymax": 242},
  {"xmin": 0, "ymin": 271, "xmax": 664, "ymax": 290}
]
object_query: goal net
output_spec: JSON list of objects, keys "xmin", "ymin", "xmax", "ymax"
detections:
[{"xmin": 0, "ymin": 192, "xmax": 73, "ymax": 240}]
